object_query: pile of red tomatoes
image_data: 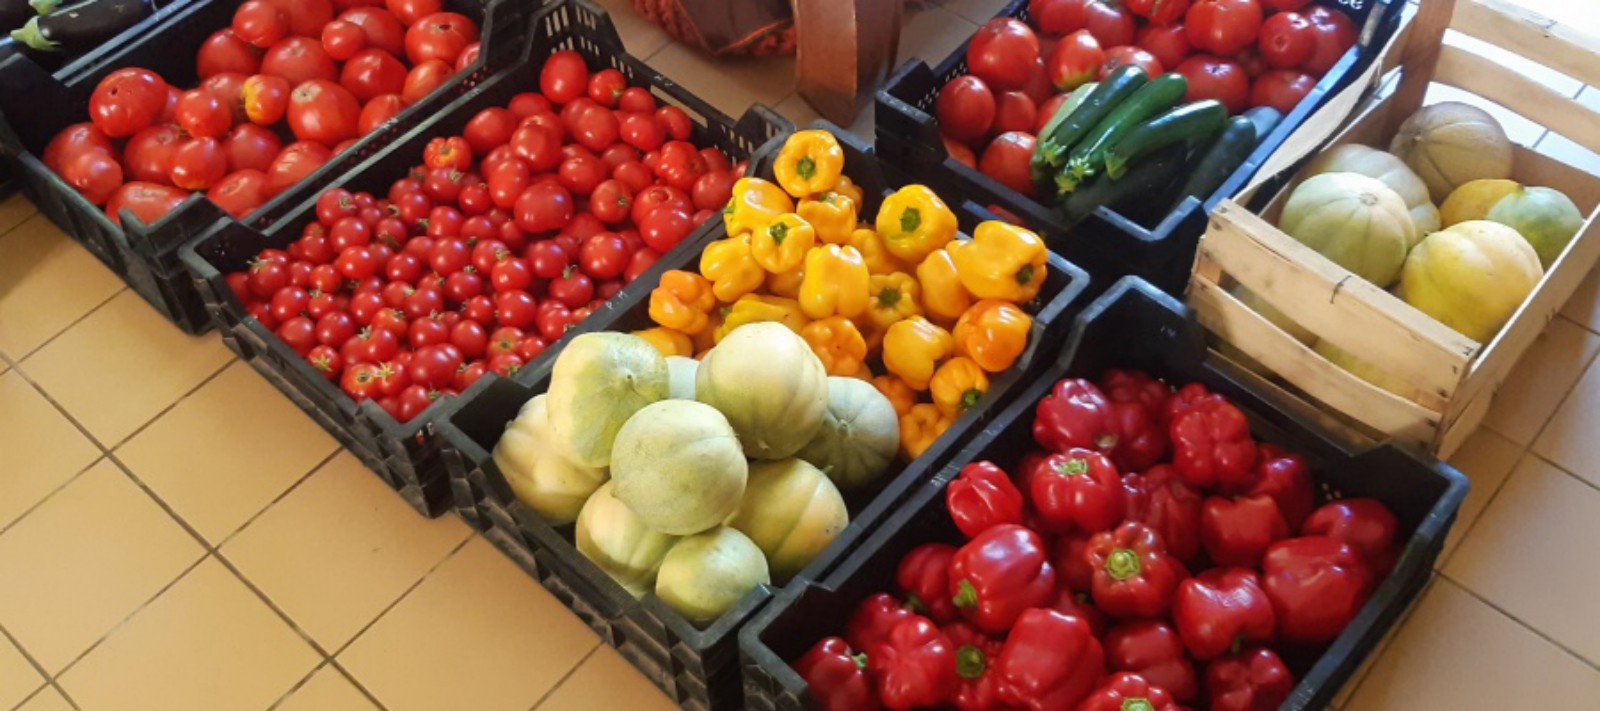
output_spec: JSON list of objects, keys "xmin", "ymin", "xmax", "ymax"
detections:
[
  {"xmin": 45, "ymin": 0, "xmax": 482, "ymax": 225},
  {"xmin": 224, "ymin": 50, "xmax": 741, "ymax": 423}
]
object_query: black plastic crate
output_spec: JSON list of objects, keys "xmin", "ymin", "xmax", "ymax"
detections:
[
  {"xmin": 0, "ymin": 0, "xmax": 198, "ymax": 87},
  {"xmin": 434, "ymin": 122, "xmax": 1090, "ymax": 710},
  {"xmin": 0, "ymin": 0, "xmax": 536, "ymax": 333},
  {"xmin": 181, "ymin": 0, "xmax": 789, "ymax": 518},
  {"xmin": 739, "ymin": 276, "xmax": 1469, "ymax": 711},
  {"xmin": 875, "ymin": 0, "xmax": 1402, "ymax": 298}
]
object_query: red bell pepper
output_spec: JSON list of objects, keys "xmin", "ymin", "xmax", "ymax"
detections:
[
  {"xmin": 942, "ymin": 622, "xmax": 1011, "ymax": 711},
  {"xmin": 993, "ymin": 609, "xmax": 1106, "ymax": 711},
  {"xmin": 949, "ymin": 524, "xmax": 1057, "ymax": 634},
  {"xmin": 1051, "ymin": 531, "xmax": 1097, "ymax": 593},
  {"xmin": 1100, "ymin": 369, "xmax": 1170, "ymax": 418},
  {"xmin": 1077, "ymin": 671, "xmax": 1181, "ymax": 711},
  {"xmin": 1302, "ymin": 498, "xmax": 1400, "ymax": 576},
  {"xmin": 1172, "ymin": 568, "xmax": 1275, "ymax": 661},
  {"xmin": 1206, "ymin": 647, "xmax": 1294, "ymax": 711},
  {"xmin": 866, "ymin": 615, "xmax": 959, "ymax": 710},
  {"xmin": 794, "ymin": 637, "xmax": 881, "ymax": 711},
  {"xmin": 947, "ymin": 461, "xmax": 1025, "ymax": 539},
  {"xmin": 1087, "ymin": 522, "xmax": 1185, "ymax": 620},
  {"xmin": 1122, "ymin": 464, "xmax": 1204, "ymax": 565},
  {"xmin": 1033, "ymin": 378, "xmax": 1119, "ymax": 454},
  {"xmin": 1261, "ymin": 536, "xmax": 1373, "ymax": 645},
  {"xmin": 1163, "ymin": 382, "xmax": 1216, "ymax": 424},
  {"xmin": 1103, "ymin": 621, "xmax": 1198, "ymax": 702},
  {"xmin": 1101, "ymin": 369, "xmax": 1172, "ymax": 471},
  {"xmin": 1200, "ymin": 494, "xmax": 1289, "ymax": 568},
  {"xmin": 1048, "ymin": 587, "xmax": 1110, "ymax": 638},
  {"xmin": 1169, "ymin": 397, "xmax": 1258, "ymax": 490},
  {"xmin": 896, "ymin": 543, "xmax": 958, "ymax": 624},
  {"xmin": 1027, "ymin": 448, "xmax": 1125, "ymax": 535},
  {"xmin": 846, "ymin": 592, "xmax": 917, "ymax": 652},
  {"xmin": 1247, "ymin": 444, "xmax": 1316, "ymax": 528}
]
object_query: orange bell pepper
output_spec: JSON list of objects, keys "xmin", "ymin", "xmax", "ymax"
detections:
[
  {"xmin": 872, "ymin": 375, "xmax": 918, "ymax": 417},
  {"xmin": 649, "ymin": 270, "xmax": 717, "ymax": 335},
  {"xmin": 801, "ymin": 316, "xmax": 869, "ymax": 376},
  {"xmin": 831, "ymin": 174, "xmax": 865, "ymax": 207},
  {"xmin": 633, "ymin": 326, "xmax": 694, "ymax": 357},
  {"xmin": 930, "ymin": 356, "xmax": 990, "ymax": 417},
  {"xmin": 767, "ymin": 262, "xmax": 806, "ymax": 299},
  {"xmin": 900, "ymin": 403, "xmax": 953, "ymax": 460},
  {"xmin": 953, "ymin": 300, "xmax": 1033, "ymax": 373},
  {"xmin": 882, "ymin": 316, "xmax": 953, "ymax": 390},
  {"xmin": 916, "ymin": 248, "xmax": 973, "ymax": 324}
]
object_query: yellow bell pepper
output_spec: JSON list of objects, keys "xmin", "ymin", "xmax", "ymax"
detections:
[
  {"xmin": 948, "ymin": 221, "xmax": 1049, "ymax": 303},
  {"xmin": 867, "ymin": 271, "xmax": 923, "ymax": 332},
  {"xmin": 715, "ymin": 294, "xmax": 808, "ymax": 342},
  {"xmin": 849, "ymin": 227, "xmax": 910, "ymax": 275},
  {"xmin": 649, "ymin": 270, "xmax": 717, "ymax": 335},
  {"xmin": 801, "ymin": 316, "xmax": 869, "ymax": 376},
  {"xmin": 831, "ymin": 174, "xmax": 865, "ymax": 207},
  {"xmin": 916, "ymin": 248, "xmax": 973, "ymax": 324},
  {"xmin": 774, "ymin": 129, "xmax": 845, "ymax": 198},
  {"xmin": 799, "ymin": 244, "xmax": 871, "ymax": 319},
  {"xmin": 751, "ymin": 212, "xmax": 816, "ymax": 274},
  {"xmin": 900, "ymin": 403, "xmax": 953, "ymax": 460},
  {"xmin": 875, "ymin": 185, "xmax": 957, "ymax": 263},
  {"xmin": 725, "ymin": 177, "xmax": 793, "ymax": 236},
  {"xmin": 930, "ymin": 357, "xmax": 990, "ymax": 417},
  {"xmin": 632, "ymin": 327, "xmax": 694, "ymax": 357},
  {"xmin": 767, "ymin": 262, "xmax": 805, "ymax": 299},
  {"xmin": 872, "ymin": 375, "xmax": 917, "ymax": 417},
  {"xmin": 954, "ymin": 300, "xmax": 1033, "ymax": 373},
  {"xmin": 882, "ymin": 316, "xmax": 953, "ymax": 390},
  {"xmin": 798, "ymin": 192, "xmax": 858, "ymax": 245},
  {"xmin": 700, "ymin": 234, "xmax": 766, "ymax": 303}
]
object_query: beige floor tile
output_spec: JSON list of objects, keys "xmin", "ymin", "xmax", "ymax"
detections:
[
  {"xmin": 0, "ymin": 460, "xmax": 204, "ymax": 674},
  {"xmin": 0, "ymin": 371, "xmax": 100, "ymax": 530},
  {"xmin": 1444, "ymin": 455, "xmax": 1600, "ymax": 665},
  {"xmin": 536, "ymin": 644, "xmax": 674, "ymax": 711},
  {"xmin": 15, "ymin": 687, "xmax": 74, "ymax": 711},
  {"xmin": 1534, "ymin": 353, "xmax": 1600, "ymax": 487},
  {"xmin": 1483, "ymin": 317, "xmax": 1600, "ymax": 444},
  {"xmin": 1441, "ymin": 427, "xmax": 1525, "ymax": 562},
  {"xmin": 58, "ymin": 558, "xmax": 320, "ymax": 711},
  {"xmin": 117, "ymin": 361, "xmax": 338, "ymax": 544},
  {"xmin": 1563, "ymin": 264, "xmax": 1600, "ymax": 334},
  {"xmin": 899, "ymin": 4, "xmax": 979, "ymax": 67},
  {"xmin": 0, "ymin": 214, "xmax": 124, "ymax": 358},
  {"xmin": 0, "ymin": 632, "xmax": 45, "ymax": 710},
  {"xmin": 0, "ymin": 192, "xmax": 38, "ymax": 238},
  {"xmin": 938, "ymin": 0, "xmax": 1011, "ymax": 25},
  {"xmin": 222, "ymin": 452, "xmax": 470, "ymax": 650},
  {"xmin": 275, "ymin": 665, "xmax": 379, "ymax": 711},
  {"xmin": 591, "ymin": 0, "xmax": 672, "ymax": 60},
  {"xmin": 339, "ymin": 537, "xmax": 598, "ymax": 711},
  {"xmin": 21, "ymin": 290, "xmax": 233, "ymax": 446},
  {"xmin": 644, "ymin": 43, "xmax": 795, "ymax": 121},
  {"xmin": 772, "ymin": 92, "xmax": 877, "ymax": 143},
  {"xmin": 1534, "ymin": 130, "xmax": 1600, "ymax": 178},
  {"xmin": 1346, "ymin": 577, "xmax": 1600, "ymax": 709}
]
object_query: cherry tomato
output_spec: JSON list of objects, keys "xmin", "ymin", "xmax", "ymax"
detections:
[
  {"xmin": 526, "ymin": 241, "xmax": 569, "ymax": 279},
  {"xmin": 288, "ymin": 80, "xmax": 361, "ymax": 147},
  {"xmin": 1259, "ymin": 11, "xmax": 1315, "ymax": 69},
  {"xmin": 341, "ymin": 362, "xmax": 381, "ymax": 398},
  {"xmin": 1303, "ymin": 6, "xmax": 1357, "ymax": 77},
  {"xmin": 386, "ymin": 0, "xmax": 441, "ymax": 25},
  {"xmin": 492, "ymin": 290, "xmax": 537, "ymax": 328},
  {"xmin": 547, "ymin": 269, "xmax": 593, "ymax": 308},
  {"xmin": 980, "ymin": 131, "xmax": 1037, "ymax": 198},
  {"xmin": 1186, "ymin": 0, "xmax": 1262, "ymax": 57},
  {"xmin": 233, "ymin": 0, "xmax": 287, "ymax": 48},
  {"xmin": 408, "ymin": 344, "xmax": 462, "ymax": 388},
  {"xmin": 209, "ymin": 169, "xmax": 269, "ymax": 216},
  {"xmin": 1250, "ymin": 69, "xmax": 1316, "ymax": 113},
  {"xmin": 279, "ymin": 316, "xmax": 318, "ymax": 354},
  {"xmin": 199, "ymin": 29, "xmax": 264, "ymax": 79},
  {"xmin": 223, "ymin": 123, "xmax": 282, "ymax": 173},
  {"xmin": 1099, "ymin": 46, "xmax": 1164, "ymax": 80},
  {"xmin": 1175, "ymin": 55, "xmax": 1250, "ymax": 113},
  {"xmin": 405, "ymin": 11, "xmax": 478, "ymax": 65},
  {"xmin": 262, "ymin": 37, "xmax": 339, "ymax": 86},
  {"xmin": 307, "ymin": 345, "xmax": 342, "ymax": 380},
  {"xmin": 263, "ymin": 0, "xmax": 333, "ymax": 38},
  {"xmin": 464, "ymin": 106, "xmax": 516, "ymax": 154},
  {"xmin": 268, "ymin": 285, "xmax": 310, "ymax": 322},
  {"xmin": 1126, "ymin": 0, "xmax": 1190, "ymax": 24},
  {"xmin": 540, "ymin": 50, "xmax": 589, "ymax": 105},
  {"xmin": 448, "ymin": 322, "xmax": 488, "ymax": 359},
  {"xmin": 578, "ymin": 232, "xmax": 629, "ymax": 280},
  {"xmin": 515, "ymin": 336, "xmax": 547, "ymax": 362},
  {"xmin": 347, "ymin": 327, "xmax": 400, "ymax": 365},
  {"xmin": 359, "ymin": 94, "xmax": 406, "ymax": 134},
  {"xmin": 487, "ymin": 326, "xmax": 523, "ymax": 357},
  {"xmin": 992, "ymin": 91, "xmax": 1038, "ymax": 136},
  {"xmin": 935, "ymin": 75, "xmax": 995, "ymax": 145},
  {"xmin": 322, "ymin": 19, "xmax": 367, "ymax": 61},
  {"xmin": 247, "ymin": 257, "xmax": 291, "ymax": 299},
  {"xmin": 1047, "ymin": 30, "xmax": 1104, "ymax": 93},
  {"xmin": 63, "ymin": 151, "xmax": 123, "ymax": 205},
  {"xmin": 241, "ymin": 74, "xmax": 290, "ymax": 124},
  {"xmin": 402, "ymin": 59, "xmax": 454, "ymax": 104},
  {"xmin": 89, "ymin": 68, "xmax": 168, "ymax": 138},
  {"xmin": 1136, "ymin": 23, "xmax": 1192, "ymax": 72},
  {"xmin": 122, "ymin": 124, "xmax": 184, "ymax": 183},
  {"xmin": 330, "ymin": 216, "xmax": 373, "ymax": 251},
  {"xmin": 336, "ymin": 245, "xmax": 381, "ymax": 280},
  {"xmin": 535, "ymin": 301, "xmax": 574, "ymax": 340},
  {"xmin": 340, "ymin": 6, "xmax": 406, "ymax": 56},
  {"xmin": 967, "ymin": 18, "xmax": 1039, "ymax": 92}
]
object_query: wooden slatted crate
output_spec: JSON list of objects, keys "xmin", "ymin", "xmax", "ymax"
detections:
[{"xmin": 1187, "ymin": 0, "xmax": 1600, "ymax": 457}]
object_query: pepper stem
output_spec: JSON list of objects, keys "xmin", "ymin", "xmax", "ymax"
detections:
[
  {"xmin": 1106, "ymin": 548, "xmax": 1142, "ymax": 581},
  {"xmin": 1056, "ymin": 457, "xmax": 1090, "ymax": 476},
  {"xmin": 770, "ymin": 220, "xmax": 788, "ymax": 245},
  {"xmin": 960, "ymin": 388, "xmax": 983, "ymax": 411},
  {"xmin": 955, "ymin": 645, "xmax": 986, "ymax": 679},
  {"xmin": 1015, "ymin": 263, "xmax": 1035, "ymax": 287},
  {"xmin": 900, "ymin": 207, "xmax": 922, "ymax": 234},
  {"xmin": 1121, "ymin": 699, "xmax": 1155, "ymax": 711},
  {"xmin": 797, "ymin": 156, "xmax": 817, "ymax": 180},
  {"xmin": 904, "ymin": 594, "xmax": 925, "ymax": 614},
  {"xmin": 877, "ymin": 287, "xmax": 901, "ymax": 308},
  {"xmin": 952, "ymin": 579, "xmax": 978, "ymax": 609},
  {"xmin": 852, "ymin": 653, "xmax": 868, "ymax": 670}
]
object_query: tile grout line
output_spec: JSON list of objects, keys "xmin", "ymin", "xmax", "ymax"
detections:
[
  {"xmin": 323, "ymin": 657, "xmax": 391, "ymax": 711},
  {"xmin": 322, "ymin": 533, "xmax": 477, "ymax": 659},
  {"xmin": 5, "ymin": 286, "xmax": 129, "ymax": 366},
  {"xmin": 45, "ymin": 553, "xmax": 212, "ymax": 690},
  {"xmin": 264, "ymin": 658, "xmax": 334, "ymax": 711},
  {"xmin": 1437, "ymin": 569, "xmax": 1600, "ymax": 675},
  {"xmin": 0, "ymin": 623, "xmax": 77, "ymax": 711},
  {"xmin": 527, "ymin": 642, "xmax": 602, "ymax": 711},
  {"xmin": 208, "ymin": 447, "xmax": 344, "ymax": 551},
  {"xmin": 1338, "ymin": 576, "xmax": 1438, "ymax": 705}
]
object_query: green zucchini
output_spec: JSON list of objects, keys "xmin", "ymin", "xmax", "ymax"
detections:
[
  {"xmin": 1031, "ymin": 82, "xmax": 1099, "ymax": 188},
  {"xmin": 1242, "ymin": 106, "xmax": 1283, "ymax": 142},
  {"xmin": 1058, "ymin": 72, "xmax": 1187, "ymax": 196},
  {"xmin": 1061, "ymin": 143, "xmax": 1189, "ymax": 225},
  {"xmin": 1036, "ymin": 67, "xmax": 1147, "ymax": 170},
  {"xmin": 1103, "ymin": 99, "xmax": 1227, "ymax": 180},
  {"xmin": 1170, "ymin": 115, "xmax": 1260, "ymax": 210}
]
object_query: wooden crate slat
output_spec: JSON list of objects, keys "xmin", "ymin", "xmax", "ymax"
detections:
[
  {"xmin": 1432, "ymin": 45, "xmax": 1600, "ymax": 156},
  {"xmin": 1452, "ymin": 0, "xmax": 1600, "ymax": 89}
]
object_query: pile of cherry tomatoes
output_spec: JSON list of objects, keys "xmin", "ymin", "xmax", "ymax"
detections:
[
  {"xmin": 224, "ymin": 50, "xmax": 742, "ymax": 423},
  {"xmin": 44, "ymin": 0, "xmax": 482, "ymax": 226}
]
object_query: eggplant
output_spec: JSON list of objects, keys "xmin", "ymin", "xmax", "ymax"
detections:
[
  {"xmin": 12, "ymin": 0, "xmax": 156, "ymax": 52},
  {"xmin": 1, "ymin": 0, "xmax": 32, "ymax": 33}
]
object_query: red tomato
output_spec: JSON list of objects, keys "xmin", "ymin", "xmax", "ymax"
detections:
[
  {"xmin": 510, "ymin": 123, "xmax": 562, "ymax": 171},
  {"xmin": 463, "ymin": 107, "xmax": 516, "ymax": 154},
  {"xmin": 935, "ymin": 75, "xmax": 995, "ymax": 144},
  {"xmin": 1084, "ymin": 0, "xmax": 1136, "ymax": 47},
  {"xmin": 198, "ymin": 29, "xmax": 263, "ymax": 79},
  {"xmin": 1034, "ymin": 94, "xmax": 1067, "ymax": 134},
  {"xmin": 1136, "ymin": 23, "xmax": 1192, "ymax": 72},
  {"xmin": 176, "ymin": 89, "xmax": 234, "ymax": 139},
  {"xmin": 558, "ymin": 155, "xmax": 606, "ymax": 195},
  {"xmin": 233, "ymin": 0, "xmax": 287, "ymax": 48},
  {"xmin": 992, "ymin": 91, "xmax": 1038, "ymax": 136},
  {"xmin": 638, "ymin": 207, "xmax": 693, "ymax": 253},
  {"xmin": 1048, "ymin": 30, "xmax": 1104, "ymax": 92},
  {"xmin": 1030, "ymin": 0, "xmax": 1088, "ymax": 34},
  {"xmin": 540, "ymin": 50, "xmax": 589, "ymax": 105},
  {"xmin": 586, "ymin": 179, "xmax": 630, "ymax": 225},
  {"xmin": 423, "ymin": 136, "xmax": 471, "ymax": 171},
  {"xmin": 385, "ymin": 0, "xmax": 440, "ymax": 25},
  {"xmin": 405, "ymin": 12, "xmax": 478, "ymax": 65},
  {"xmin": 570, "ymin": 104, "xmax": 619, "ymax": 153},
  {"xmin": 1175, "ymin": 55, "xmax": 1250, "ymax": 113},
  {"xmin": 1263, "ymin": 0, "xmax": 1308, "ymax": 9},
  {"xmin": 201, "ymin": 72, "xmax": 250, "ymax": 123},
  {"xmin": 223, "ymin": 123, "xmax": 283, "ymax": 172},
  {"xmin": 630, "ymin": 185, "xmax": 690, "ymax": 226},
  {"xmin": 623, "ymin": 248, "xmax": 658, "ymax": 283},
  {"xmin": 617, "ymin": 111, "xmax": 664, "ymax": 152},
  {"xmin": 1020, "ymin": 57, "xmax": 1054, "ymax": 105},
  {"xmin": 1236, "ymin": 46, "xmax": 1268, "ymax": 77},
  {"xmin": 45, "ymin": 123, "xmax": 115, "ymax": 174},
  {"xmin": 979, "ymin": 131, "xmax": 1037, "ymax": 198},
  {"xmin": 262, "ymin": 0, "xmax": 333, "ymax": 38},
  {"xmin": 339, "ymin": 7, "xmax": 405, "ymax": 56},
  {"xmin": 1099, "ymin": 46, "xmax": 1164, "ymax": 80},
  {"xmin": 122, "ymin": 124, "xmax": 184, "ymax": 183},
  {"xmin": 1259, "ymin": 11, "xmax": 1315, "ymax": 69},
  {"xmin": 967, "ymin": 18, "xmax": 1040, "ymax": 92},
  {"xmin": 656, "ymin": 106, "xmax": 693, "ymax": 142},
  {"xmin": 169, "ymin": 138, "xmax": 227, "ymax": 190},
  {"xmin": 617, "ymin": 87, "xmax": 654, "ymax": 113},
  {"xmin": 63, "ymin": 151, "xmax": 122, "ymax": 205},
  {"xmin": 358, "ymin": 94, "xmax": 405, "ymax": 134},
  {"xmin": 691, "ymin": 170, "xmax": 735, "ymax": 211},
  {"xmin": 105, "ymin": 182, "xmax": 188, "ymax": 225},
  {"xmin": 507, "ymin": 92, "xmax": 552, "ymax": 117},
  {"xmin": 1186, "ymin": 0, "xmax": 1263, "ymax": 57},
  {"xmin": 1303, "ymin": 6, "xmax": 1357, "ymax": 77},
  {"xmin": 262, "ymin": 37, "xmax": 339, "ymax": 86},
  {"xmin": 264, "ymin": 141, "xmax": 333, "ymax": 197},
  {"xmin": 288, "ymin": 80, "xmax": 362, "ymax": 146},
  {"xmin": 514, "ymin": 182, "xmax": 574, "ymax": 234},
  {"xmin": 209, "ymin": 170, "xmax": 269, "ymax": 217},
  {"xmin": 401, "ymin": 59, "xmax": 453, "ymax": 104},
  {"xmin": 241, "ymin": 74, "xmax": 290, "ymax": 124},
  {"xmin": 653, "ymin": 141, "xmax": 706, "ymax": 192},
  {"xmin": 322, "ymin": 20, "xmax": 367, "ymax": 61},
  {"xmin": 578, "ymin": 232, "xmax": 629, "ymax": 280},
  {"xmin": 587, "ymin": 69, "xmax": 627, "ymax": 108},
  {"xmin": 336, "ymin": 48, "xmax": 403, "ymax": 102},
  {"xmin": 1126, "ymin": 0, "xmax": 1190, "ymax": 24},
  {"xmin": 1250, "ymin": 69, "xmax": 1315, "ymax": 113},
  {"xmin": 89, "ymin": 68, "xmax": 168, "ymax": 138},
  {"xmin": 455, "ymin": 41, "xmax": 480, "ymax": 72}
]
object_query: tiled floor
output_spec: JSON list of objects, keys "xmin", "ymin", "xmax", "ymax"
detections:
[{"xmin": 2, "ymin": 0, "xmax": 1599, "ymax": 708}]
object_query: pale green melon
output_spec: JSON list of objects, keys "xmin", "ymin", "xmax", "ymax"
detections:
[
  {"xmin": 795, "ymin": 377, "xmax": 899, "ymax": 490},
  {"xmin": 656, "ymin": 527, "xmax": 770, "ymax": 626},
  {"xmin": 546, "ymin": 332, "xmax": 670, "ymax": 468},
  {"xmin": 727, "ymin": 458, "xmax": 848, "ymax": 582},
  {"xmin": 696, "ymin": 322, "xmax": 828, "ymax": 460},
  {"xmin": 610, "ymin": 399, "xmax": 748, "ymax": 535}
]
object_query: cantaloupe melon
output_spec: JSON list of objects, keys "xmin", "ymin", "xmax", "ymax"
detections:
[
  {"xmin": 1400, "ymin": 220, "xmax": 1543, "ymax": 342},
  {"xmin": 1389, "ymin": 102, "xmax": 1514, "ymax": 202},
  {"xmin": 655, "ymin": 527, "xmax": 770, "ymax": 626},
  {"xmin": 697, "ymin": 322, "xmax": 829, "ymax": 460},
  {"xmin": 727, "ymin": 459, "xmax": 848, "ymax": 583},
  {"xmin": 491, "ymin": 394, "xmax": 608, "ymax": 525},
  {"xmin": 795, "ymin": 377, "xmax": 900, "ymax": 490},
  {"xmin": 575, "ymin": 482, "xmax": 678, "ymax": 598},
  {"xmin": 610, "ymin": 400, "xmax": 748, "ymax": 536},
  {"xmin": 546, "ymin": 333, "xmax": 670, "ymax": 468},
  {"xmin": 1485, "ymin": 186, "xmax": 1585, "ymax": 267},
  {"xmin": 1306, "ymin": 143, "xmax": 1440, "ymax": 240},
  {"xmin": 1279, "ymin": 172, "xmax": 1417, "ymax": 287}
]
